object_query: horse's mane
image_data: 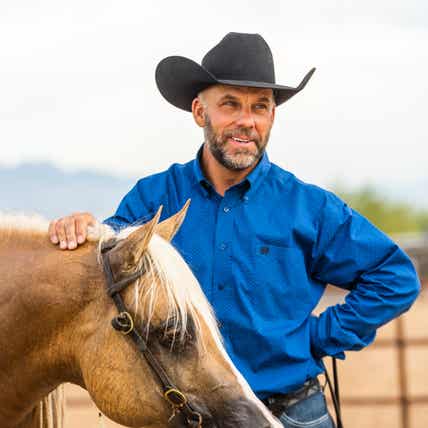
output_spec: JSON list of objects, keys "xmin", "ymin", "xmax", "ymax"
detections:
[
  {"xmin": 98, "ymin": 226, "xmax": 221, "ymax": 347},
  {"xmin": 0, "ymin": 213, "xmax": 220, "ymax": 348},
  {"xmin": 0, "ymin": 213, "xmax": 105, "ymax": 245},
  {"xmin": 0, "ymin": 213, "xmax": 50, "ymax": 243}
]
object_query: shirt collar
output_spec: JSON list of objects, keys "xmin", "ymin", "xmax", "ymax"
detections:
[
  {"xmin": 244, "ymin": 150, "xmax": 271, "ymax": 197},
  {"xmin": 192, "ymin": 144, "xmax": 213, "ymax": 197},
  {"xmin": 192, "ymin": 143, "xmax": 271, "ymax": 198}
]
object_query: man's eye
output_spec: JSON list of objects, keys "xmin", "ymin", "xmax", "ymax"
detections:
[
  {"xmin": 222, "ymin": 100, "xmax": 238, "ymax": 107},
  {"xmin": 255, "ymin": 103, "xmax": 268, "ymax": 110}
]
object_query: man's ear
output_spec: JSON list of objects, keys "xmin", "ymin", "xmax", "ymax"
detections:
[
  {"xmin": 191, "ymin": 97, "xmax": 206, "ymax": 128},
  {"xmin": 271, "ymin": 103, "xmax": 276, "ymax": 124},
  {"xmin": 156, "ymin": 199, "xmax": 191, "ymax": 242}
]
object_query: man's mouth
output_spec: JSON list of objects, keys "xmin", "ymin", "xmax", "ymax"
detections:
[{"xmin": 230, "ymin": 137, "xmax": 254, "ymax": 145}]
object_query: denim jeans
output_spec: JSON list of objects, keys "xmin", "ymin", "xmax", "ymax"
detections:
[{"xmin": 277, "ymin": 390, "xmax": 335, "ymax": 428}]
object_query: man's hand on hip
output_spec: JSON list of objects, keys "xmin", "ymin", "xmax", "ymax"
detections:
[{"xmin": 49, "ymin": 212, "xmax": 96, "ymax": 250}]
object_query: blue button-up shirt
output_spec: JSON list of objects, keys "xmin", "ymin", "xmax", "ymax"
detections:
[{"xmin": 104, "ymin": 146, "xmax": 420, "ymax": 399}]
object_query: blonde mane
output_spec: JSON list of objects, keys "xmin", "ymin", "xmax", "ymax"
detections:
[
  {"xmin": 99, "ymin": 226, "xmax": 221, "ymax": 347},
  {"xmin": 0, "ymin": 213, "xmax": 107, "ymax": 244}
]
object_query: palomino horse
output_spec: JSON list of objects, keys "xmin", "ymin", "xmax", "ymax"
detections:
[{"xmin": 0, "ymin": 202, "xmax": 282, "ymax": 428}]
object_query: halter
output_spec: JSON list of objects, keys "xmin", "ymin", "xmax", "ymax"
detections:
[{"xmin": 100, "ymin": 241, "xmax": 203, "ymax": 427}]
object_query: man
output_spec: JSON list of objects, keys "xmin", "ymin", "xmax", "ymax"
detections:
[{"xmin": 49, "ymin": 33, "xmax": 420, "ymax": 427}]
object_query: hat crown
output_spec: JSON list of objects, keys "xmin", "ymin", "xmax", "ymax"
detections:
[{"xmin": 201, "ymin": 32, "xmax": 276, "ymax": 84}]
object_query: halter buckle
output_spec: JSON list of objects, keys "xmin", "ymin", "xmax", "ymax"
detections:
[
  {"xmin": 164, "ymin": 388, "xmax": 188, "ymax": 408},
  {"xmin": 111, "ymin": 311, "xmax": 134, "ymax": 335}
]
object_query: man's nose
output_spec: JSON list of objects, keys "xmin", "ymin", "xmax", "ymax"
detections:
[{"xmin": 235, "ymin": 107, "xmax": 256, "ymax": 129}]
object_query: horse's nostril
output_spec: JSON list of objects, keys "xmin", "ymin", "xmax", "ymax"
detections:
[{"xmin": 215, "ymin": 398, "xmax": 278, "ymax": 428}]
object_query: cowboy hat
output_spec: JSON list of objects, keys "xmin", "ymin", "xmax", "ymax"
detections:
[{"xmin": 155, "ymin": 32, "xmax": 316, "ymax": 112}]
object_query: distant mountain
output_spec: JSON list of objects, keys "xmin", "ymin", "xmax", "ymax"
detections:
[
  {"xmin": 0, "ymin": 163, "xmax": 138, "ymax": 220},
  {"xmin": 1, "ymin": 163, "xmax": 427, "ymax": 223}
]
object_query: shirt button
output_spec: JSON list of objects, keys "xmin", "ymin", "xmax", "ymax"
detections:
[
  {"xmin": 260, "ymin": 246, "xmax": 270, "ymax": 255},
  {"xmin": 218, "ymin": 283, "xmax": 225, "ymax": 290},
  {"xmin": 223, "ymin": 206, "xmax": 230, "ymax": 213},
  {"xmin": 219, "ymin": 243, "xmax": 227, "ymax": 250}
]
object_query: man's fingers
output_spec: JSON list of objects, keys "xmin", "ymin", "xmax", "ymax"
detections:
[
  {"xmin": 75, "ymin": 218, "xmax": 88, "ymax": 244},
  {"xmin": 49, "ymin": 220, "xmax": 59, "ymax": 244},
  {"xmin": 55, "ymin": 219, "xmax": 67, "ymax": 249},
  {"xmin": 51, "ymin": 213, "xmax": 96, "ymax": 250},
  {"xmin": 64, "ymin": 218, "xmax": 77, "ymax": 249}
]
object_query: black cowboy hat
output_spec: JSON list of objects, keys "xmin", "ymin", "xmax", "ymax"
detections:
[{"xmin": 155, "ymin": 32, "xmax": 316, "ymax": 112}]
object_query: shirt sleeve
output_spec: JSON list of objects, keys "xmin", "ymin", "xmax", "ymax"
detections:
[
  {"xmin": 103, "ymin": 179, "xmax": 156, "ymax": 231},
  {"xmin": 309, "ymin": 191, "xmax": 421, "ymax": 359}
]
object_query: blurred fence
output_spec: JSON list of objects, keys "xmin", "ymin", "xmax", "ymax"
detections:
[
  {"xmin": 323, "ymin": 294, "xmax": 428, "ymax": 428},
  {"xmin": 403, "ymin": 235, "xmax": 428, "ymax": 283},
  {"xmin": 321, "ymin": 237, "xmax": 428, "ymax": 428}
]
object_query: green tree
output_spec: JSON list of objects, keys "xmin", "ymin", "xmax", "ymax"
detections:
[{"xmin": 335, "ymin": 185, "xmax": 428, "ymax": 235}]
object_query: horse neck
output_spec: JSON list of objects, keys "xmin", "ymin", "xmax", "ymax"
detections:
[{"xmin": 0, "ymin": 229, "xmax": 100, "ymax": 426}]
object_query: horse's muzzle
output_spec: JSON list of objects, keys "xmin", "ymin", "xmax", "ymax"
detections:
[{"xmin": 170, "ymin": 397, "xmax": 274, "ymax": 428}]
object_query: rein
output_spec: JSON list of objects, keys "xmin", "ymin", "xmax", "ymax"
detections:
[{"xmin": 100, "ymin": 241, "xmax": 203, "ymax": 427}]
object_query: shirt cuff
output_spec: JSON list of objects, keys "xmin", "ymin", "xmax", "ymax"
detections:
[{"xmin": 310, "ymin": 315, "xmax": 346, "ymax": 360}]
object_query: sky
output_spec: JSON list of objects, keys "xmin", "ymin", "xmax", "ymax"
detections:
[{"xmin": 0, "ymin": 0, "xmax": 427, "ymax": 193}]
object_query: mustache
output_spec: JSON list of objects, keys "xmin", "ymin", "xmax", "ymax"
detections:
[{"xmin": 223, "ymin": 127, "xmax": 260, "ymax": 142}]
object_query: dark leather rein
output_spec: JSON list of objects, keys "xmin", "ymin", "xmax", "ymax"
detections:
[{"xmin": 100, "ymin": 241, "xmax": 203, "ymax": 427}]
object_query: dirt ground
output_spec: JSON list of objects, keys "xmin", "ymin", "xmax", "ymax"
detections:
[{"xmin": 64, "ymin": 287, "xmax": 428, "ymax": 428}]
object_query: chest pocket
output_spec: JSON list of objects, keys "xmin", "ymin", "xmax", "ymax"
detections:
[{"xmin": 245, "ymin": 237, "xmax": 310, "ymax": 318}]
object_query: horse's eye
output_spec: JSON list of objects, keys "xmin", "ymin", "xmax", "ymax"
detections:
[
  {"xmin": 159, "ymin": 331, "xmax": 178, "ymax": 349},
  {"xmin": 158, "ymin": 318, "xmax": 195, "ymax": 351},
  {"xmin": 159, "ymin": 330, "xmax": 193, "ymax": 350}
]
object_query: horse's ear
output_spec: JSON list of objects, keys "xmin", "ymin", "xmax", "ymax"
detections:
[
  {"xmin": 156, "ymin": 199, "xmax": 191, "ymax": 242},
  {"xmin": 117, "ymin": 205, "xmax": 163, "ymax": 263}
]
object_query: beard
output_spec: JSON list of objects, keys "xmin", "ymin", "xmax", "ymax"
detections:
[{"xmin": 203, "ymin": 115, "xmax": 270, "ymax": 171}]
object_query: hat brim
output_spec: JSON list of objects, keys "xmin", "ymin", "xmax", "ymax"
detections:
[{"xmin": 156, "ymin": 56, "xmax": 316, "ymax": 112}]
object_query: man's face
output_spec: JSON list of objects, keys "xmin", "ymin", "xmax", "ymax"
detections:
[{"xmin": 194, "ymin": 85, "xmax": 276, "ymax": 171}]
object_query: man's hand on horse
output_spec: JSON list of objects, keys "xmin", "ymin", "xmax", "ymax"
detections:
[{"xmin": 49, "ymin": 212, "xmax": 96, "ymax": 250}]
